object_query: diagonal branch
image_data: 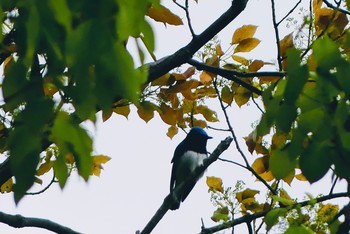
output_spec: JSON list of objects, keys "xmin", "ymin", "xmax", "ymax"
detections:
[
  {"xmin": 146, "ymin": 0, "xmax": 249, "ymax": 82},
  {"xmin": 0, "ymin": 211, "xmax": 82, "ymax": 234},
  {"xmin": 139, "ymin": 136, "xmax": 233, "ymax": 234}
]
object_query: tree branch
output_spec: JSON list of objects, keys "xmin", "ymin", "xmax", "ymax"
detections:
[
  {"xmin": 200, "ymin": 192, "xmax": 349, "ymax": 234},
  {"xmin": 0, "ymin": 211, "xmax": 82, "ymax": 234},
  {"xmin": 139, "ymin": 136, "xmax": 233, "ymax": 234},
  {"xmin": 146, "ymin": 0, "xmax": 249, "ymax": 82}
]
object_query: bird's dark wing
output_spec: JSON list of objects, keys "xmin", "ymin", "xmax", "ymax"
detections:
[{"xmin": 170, "ymin": 141, "xmax": 186, "ymax": 191}]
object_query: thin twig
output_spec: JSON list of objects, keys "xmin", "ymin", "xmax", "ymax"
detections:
[
  {"xmin": 213, "ymin": 78, "xmax": 276, "ymax": 195},
  {"xmin": 323, "ymin": 0, "xmax": 350, "ymax": 15},
  {"xmin": 26, "ymin": 172, "xmax": 56, "ymax": 196},
  {"xmin": 270, "ymin": 0, "xmax": 283, "ymax": 71},
  {"xmin": 277, "ymin": 0, "xmax": 302, "ymax": 26}
]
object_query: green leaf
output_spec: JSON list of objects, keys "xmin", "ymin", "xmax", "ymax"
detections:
[
  {"xmin": 9, "ymin": 99, "xmax": 54, "ymax": 202},
  {"xmin": 313, "ymin": 36, "xmax": 342, "ymax": 70},
  {"xmin": 211, "ymin": 207, "xmax": 229, "ymax": 222},
  {"xmin": 270, "ymin": 148, "xmax": 296, "ymax": 179},
  {"xmin": 264, "ymin": 208, "xmax": 288, "ymax": 230},
  {"xmin": 299, "ymin": 140, "xmax": 333, "ymax": 183},
  {"xmin": 53, "ymin": 153, "xmax": 68, "ymax": 188},
  {"xmin": 51, "ymin": 112, "xmax": 93, "ymax": 180},
  {"xmin": 275, "ymin": 102, "xmax": 297, "ymax": 133},
  {"xmin": 285, "ymin": 225, "xmax": 313, "ymax": 234},
  {"xmin": 285, "ymin": 49, "xmax": 308, "ymax": 104}
]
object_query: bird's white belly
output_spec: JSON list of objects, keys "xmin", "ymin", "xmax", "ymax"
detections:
[{"xmin": 179, "ymin": 151, "xmax": 207, "ymax": 173}]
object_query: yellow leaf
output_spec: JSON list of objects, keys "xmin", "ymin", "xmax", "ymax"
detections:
[
  {"xmin": 231, "ymin": 25, "xmax": 258, "ymax": 44},
  {"xmin": 196, "ymin": 87, "xmax": 217, "ymax": 98},
  {"xmin": 168, "ymin": 80, "xmax": 201, "ymax": 93},
  {"xmin": 271, "ymin": 133, "xmax": 287, "ymax": 149},
  {"xmin": 160, "ymin": 103, "xmax": 177, "ymax": 125},
  {"xmin": 252, "ymin": 156, "xmax": 269, "ymax": 174},
  {"xmin": 137, "ymin": 102, "xmax": 155, "ymax": 123},
  {"xmin": 196, "ymin": 105, "xmax": 219, "ymax": 122},
  {"xmin": 236, "ymin": 188, "xmax": 260, "ymax": 202},
  {"xmin": 182, "ymin": 66, "xmax": 196, "ymax": 79},
  {"xmin": 37, "ymin": 160, "xmax": 53, "ymax": 176},
  {"xmin": 244, "ymin": 130, "xmax": 257, "ymax": 154},
  {"xmin": 65, "ymin": 153, "xmax": 75, "ymax": 164},
  {"xmin": 279, "ymin": 33, "xmax": 294, "ymax": 57},
  {"xmin": 92, "ymin": 155, "xmax": 111, "ymax": 177},
  {"xmin": 192, "ymin": 119, "xmax": 207, "ymax": 128},
  {"xmin": 114, "ymin": 105, "xmax": 130, "ymax": 119},
  {"xmin": 282, "ymin": 170, "xmax": 294, "ymax": 186},
  {"xmin": 151, "ymin": 73, "xmax": 174, "ymax": 86},
  {"xmin": 200, "ymin": 71, "xmax": 213, "ymax": 84},
  {"xmin": 43, "ymin": 76, "xmax": 58, "ymax": 96},
  {"xmin": 3, "ymin": 55, "xmax": 13, "ymax": 76},
  {"xmin": 232, "ymin": 55, "xmax": 249, "ymax": 65},
  {"xmin": 93, "ymin": 155, "xmax": 111, "ymax": 164},
  {"xmin": 34, "ymin": 177, "xmax": 43, "ymax": 185},
  {"xmin": 248, "ymin": 60, "xmax": 264, "ymax": 72},
  {"xmin": 241, "ymin": 197, "xmax": 262, "ymax": 212},
  {"xmin": 258, "ymin": 170, "xmax": 274, "ymax": 182},
  {"xmin": 295, "ymin": 173, "xmax": 308, "ymax": 181},
  {"xmin": 259, "ymin": 76, "xmax": 280, "ymax": 84},
  {"xmin": 234, "ymin": 38, "xmax": 260, "ymax": 53},
  {"xmin": 206, "ymin": 176, "xmax": 223, "ymax": 193},
  {"xmin": 1, "ymin": 178, "xmax": 13, "ymax": 193},
  {"xmin": 215, "ymin": 44, "xmax": 224, "ymax": 57},
  {"xmin": 146, "ymin": 5, "xmax": 183, "ymax": 26},
  {"xmin": 167, "ymin": 126, "xmax": 178, "ymax": 139},
  {"xmin": 181, "ymin": 89, "xmax": 197, "ymax": 100},
  {"xmin": 234, "ymin": 86, "xmax": 251, "ymax": 107}
]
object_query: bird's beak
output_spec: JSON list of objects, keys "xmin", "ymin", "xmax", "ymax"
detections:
[{"xmin": 207, "ymin": 136, "xmax": 213, "ymax": 139}]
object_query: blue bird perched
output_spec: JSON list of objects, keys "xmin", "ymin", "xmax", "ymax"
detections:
[{"xmin": 170, "ymin": 127, "xmax": 212, "ymax": 210}]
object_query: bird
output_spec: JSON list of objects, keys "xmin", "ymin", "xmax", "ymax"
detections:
[{"xmin": 169, "ymin": 127, "xmax": 212, "ymax": 210}]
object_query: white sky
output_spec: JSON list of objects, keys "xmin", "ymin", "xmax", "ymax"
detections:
[{"xmin": 1, "ymin": 0, "xmax": 348, "ymax": 234}]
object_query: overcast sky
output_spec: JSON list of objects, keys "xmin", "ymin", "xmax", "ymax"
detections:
[{"xmin": 1, "ymin": 0, "xmax": 348, "ymax": 234}]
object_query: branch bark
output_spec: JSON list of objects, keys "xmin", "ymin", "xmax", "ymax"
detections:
[
  {"xmin": 146, "ymin": 0, "xmax": 249, "ymax": 82},
  {"xmin": 0, "ymin": 211, "xmax": 82, "ymax": 234},
  {"xmin": 139, "ymin": 136, "xmax": 233, "ymax": 234}
]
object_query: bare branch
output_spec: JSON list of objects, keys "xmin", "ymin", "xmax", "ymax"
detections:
[
  {"xmin": 139, "ymin": 137, "xmax": 233, "ymax": 234},
  {"xmin": 0, "ymin": 211, "xmax": 82, "ymax": 234},
  {"xmin": 323, "ymin": 0, "xmax": 350, "ymax": 15}
]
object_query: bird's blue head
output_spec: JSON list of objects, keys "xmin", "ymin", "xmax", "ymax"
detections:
[{"xmin": 187, "ymin": 127, "xmax": 212, "ymax": 140}]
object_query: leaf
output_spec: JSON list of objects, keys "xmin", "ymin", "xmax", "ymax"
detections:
[
  {"xmin": 206, "ymin": 176, "xmax": 223, "ymax": 193},
  {"xmin": 215, "ymin": 44, "xmax": 224, "ymax": 57},
  {"xmin": 51, "ymin": 112, "xmax": 93, "ymax": 181},
  {"xmin": 259, "ymin": 76, "xmax": 280, "ymax": 84},
  {"xmin": 192, "ymin": 119, "xmax": 207, "ymax": 128},
  {"xmin": 252, "ymin": 156, "xmax": 269, "ymax": 174},
  {"xmin": 234, "ymin": 38, "xmax": 261, "ymax": 53},
  {"xmin": 146, "ymin": 4, "xmax": 183, "ymax": 26},
  {"xmin": 151, "ymin": 73, "xmax": 174, "ymax": 86},
  {"xmin": 231, "ymin": 25, "xmax": 258, "ymax": 44},
  {"xmin": 211, "ymin": 207, "xmax": 229, "ymax": 222},
  {"xmin": 92, "ymin": 155, "xmax": 111, "ymax": 177},
  {"xmin": 279, "ymin": 33, "xmax": 294, "ymax": 57},
  {"xmin": 200, "ymin": 71, "xmax": 213, "ymax": 84},
  {"xmin": 248, "ymin": 60, "xmax": 264, "ymax": 72},
  {"xmin": 1, "ymin": 178, "xmax": 13, "ymax": 193},
  {"xmin": 167, "ymin": 126, "xmax": 178, "ymax": 139},
  {"xmin": 114, "ymin": 105, "xmax": 131, "ymax": 119},
  {"xmin": 270, "ymin": 149, "xmax": 296, "ymax": 179},
  {"xmin": 196, "ymin": 105, "xmax": 219, "ymax": 122},
  {"xmin": 234, "ymin": 86, "xmax": 251, "ymax": 107},
  {"xmin": 271, "ymin": 133, "xmax": 287, "ymax": 149},
  {"xmin": 264, "ymin": 208, "xmax": 288, "ymax": 231},
  {"xmin": 295, "ymin": 173, "xmax": 308, "ymax": 181},
  {"xmin": 160, "ymin": 103, "xmax": 177, "ymax": 126},
  {"xmin": 221, "ymin": 85, "xmax": 234, "ymax": 105},
  {"xmin": 36, "ymin": 161, "xmax": 54, "ymax": 176},
  {"xmin": 299, "ymin": 140, "xmax": 333, "ymax": 183},
  {"xmin": 285, "ymin": 225, "xmax": 314, "ymax": 234},
  {"xmin": 232, "ymin": 55, "xmax": 249, "ymax": 65},
  {"xmin": 137, "ymin": 101, "xmax": 155, "ymax": 123},
  {"xmin": 236, "ymin": 188, "xmax": 259, "ymax": 202},
  {"xmin": 244, "ymin": 130, "xmax": 257, "ymax": 154}
]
